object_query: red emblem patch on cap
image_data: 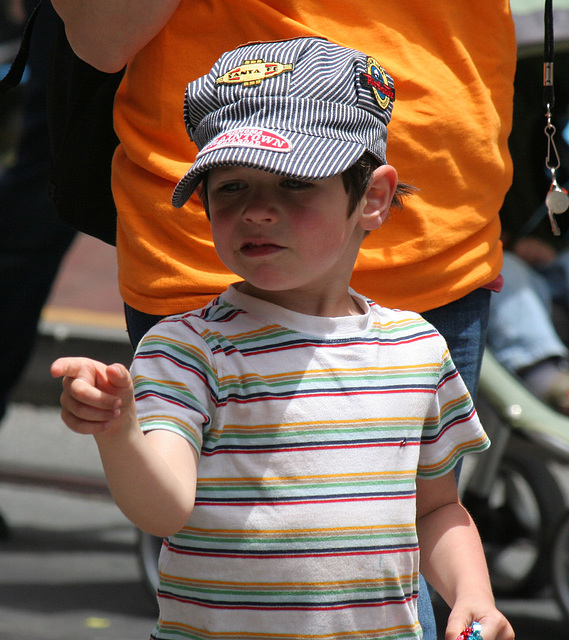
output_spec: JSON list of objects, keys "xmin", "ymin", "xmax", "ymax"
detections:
[
  {"xmin": 360, "ymin": 56, "xmax": 394, "ymax": 110},
  {"xmin": 197, "ymin": 127, "xmax": 292, "ymax": 156}
]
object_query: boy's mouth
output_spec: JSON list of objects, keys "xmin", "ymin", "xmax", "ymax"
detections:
[{"xmin": 240, "ymin": 240, "xmax": 284, "ymax": 256}]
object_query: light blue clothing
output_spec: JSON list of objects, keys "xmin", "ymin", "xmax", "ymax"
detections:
[{"xmin": 487, "ymin": 251, "xmax": 569, "ymax": 372}]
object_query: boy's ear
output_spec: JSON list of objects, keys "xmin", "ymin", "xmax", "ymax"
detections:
[{"xmin": 359, "ymin": 165, "xmax": 398, "ymax": 231}]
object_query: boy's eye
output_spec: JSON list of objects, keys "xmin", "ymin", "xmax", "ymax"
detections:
[
  {"xmin": 281, "ymin": 178, "xmax": 312, "ymax": 190},
  {"xmin": 214, "ymin": 181, "xmax": 246, "ymax": 194}
]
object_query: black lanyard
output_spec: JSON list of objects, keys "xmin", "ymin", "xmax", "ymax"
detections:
[
  {"xmin": 544, "ymin": 0, "xmax": 555, "ymax": 110},
  {"xmin": 543, "ymin": 0, "xmax": 569, "ymax": 235}
]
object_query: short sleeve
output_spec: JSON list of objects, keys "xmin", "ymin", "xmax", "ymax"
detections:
[
  {"xmin": 131, "ymin": 317, "xmax": 220, "ymax": 457},
  {"xmin": 417, "ymin": 347, "xmax": 489, "ymax": 479}
]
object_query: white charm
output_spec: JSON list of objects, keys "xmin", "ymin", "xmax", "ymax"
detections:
[{"xmin": 546, "ymin": 183, "xmax": 569, "ymax": 214}]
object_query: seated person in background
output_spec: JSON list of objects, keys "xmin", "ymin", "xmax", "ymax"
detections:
[{"xmin": 487, "ymin": 236, "xmax": 569, "ymax": 413}]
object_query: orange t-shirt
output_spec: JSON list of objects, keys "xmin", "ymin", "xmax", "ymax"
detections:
[{"xmin": 113, "ymin": 0, "xmax": 516, "ymax": 315}]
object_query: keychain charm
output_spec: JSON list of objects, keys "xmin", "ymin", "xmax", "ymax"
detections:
[
  {"xmin": 546, "ymin": 169, "xmax": 569, "ymax": 235},
  {"xmin": 544, "ymin": 106, "xmax": 569, "ymax": 234},
  {"xmin": 546, "ymin": 174, "xmax": 569, "ymax": 215}
]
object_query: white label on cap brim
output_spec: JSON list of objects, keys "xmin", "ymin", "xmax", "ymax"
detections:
[{"xmin": 197, "ymin": 127, "xmax": 292, "ymax": 157}]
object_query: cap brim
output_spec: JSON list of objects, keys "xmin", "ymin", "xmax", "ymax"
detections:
[{"xmin": 171, "ymin": 131, "xmax": 370, "ymax": 208}]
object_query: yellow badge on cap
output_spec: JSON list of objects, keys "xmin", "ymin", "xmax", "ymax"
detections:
[
  {"xmin": 360, "ymin": 56, "xmax": 394, "ymax": 110},
  {"xmin": 216, "ymin": 59, "xmax": 294, "ymax": 87}
]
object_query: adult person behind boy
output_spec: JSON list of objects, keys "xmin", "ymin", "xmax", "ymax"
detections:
[
  {"xmin": 52, "ymin": 38, "xmax": 514, "ymax": 640},
  {"xmin": 50, "ymin": 1, "xmax": 516, "ymax": 409}
]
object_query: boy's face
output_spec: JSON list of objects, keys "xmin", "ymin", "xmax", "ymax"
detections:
[{"xmin": 204, "ymin": 166, "xmax": 390, "ymax": 315}]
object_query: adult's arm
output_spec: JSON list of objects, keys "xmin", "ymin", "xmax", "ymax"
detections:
[{"xmin": 50, "ymin": 0, "xmax": 181, "ymax": 72}]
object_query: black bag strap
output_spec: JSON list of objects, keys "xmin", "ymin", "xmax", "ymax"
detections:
[
  {"xmin": 46, "ymin": 16, "xmax": 124, "ymax": 246},
  {"xmin": 544, "ymin": 0, "xmax": 555, "ymax": 111},
  {"xmin": 0, "ymin": 1, "xmax": 43, "ymax": 93},
  {"xmin": 0, "ymin": 1, "xmax": 122, "ymax": 246}
]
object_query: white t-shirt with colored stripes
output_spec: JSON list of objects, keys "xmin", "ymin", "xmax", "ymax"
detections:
[{"xmin": 133, "ymin": 285, "xmax": 489, "ymax": 640}]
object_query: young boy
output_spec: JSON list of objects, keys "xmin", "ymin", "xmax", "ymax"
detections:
[{"xmin": 52, "ymin": 38, "xmax": 513, "ymax": 640}]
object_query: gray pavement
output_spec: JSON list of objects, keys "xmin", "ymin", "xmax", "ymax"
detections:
[{"xmin": 0, "ymin": 404, "xmax": 157, "ymax": 639}]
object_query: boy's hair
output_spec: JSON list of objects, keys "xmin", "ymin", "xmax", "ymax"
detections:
[
  {"xmin": 172, "ymin": 37, "xmax": 397, "ymax": 208},
  {"xmin": 342, "ymin": 152, "xmax": 412, "ymax": 214}
]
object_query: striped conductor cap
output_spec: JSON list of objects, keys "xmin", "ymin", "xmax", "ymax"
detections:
[{"xmin": 172, "ymin": 37, "xmax": 395, "ymax": 208}]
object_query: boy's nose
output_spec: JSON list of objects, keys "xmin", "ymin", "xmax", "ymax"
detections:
[{"xmin": 241, "ymin": 196, "xmax": 278, "ymax": 225}]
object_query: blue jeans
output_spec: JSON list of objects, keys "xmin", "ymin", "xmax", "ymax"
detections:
[
  {"xmin": 124, "ymin": 304, "xmax": 166, "ymax": 349},
  {"xmin": 125, "ymin": 287, "xmax": 491, "ymax": 640},
  {"xmin": 422, "ymin": 287, "xmax": 491, "ymax": 402}
]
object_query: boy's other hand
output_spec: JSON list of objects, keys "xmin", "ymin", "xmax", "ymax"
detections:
[
  {"xmin": 51, "ymin": 357, "xmax": 135, "ymax": 436},
  {"xmin": 446, "ymin": 604, "xmax": 515, "ymax": 640}
]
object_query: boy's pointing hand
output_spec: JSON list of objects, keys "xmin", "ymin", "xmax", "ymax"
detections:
[{"xmin": 51, "ymin": 357, "xmax": 136, "ymax": 436}]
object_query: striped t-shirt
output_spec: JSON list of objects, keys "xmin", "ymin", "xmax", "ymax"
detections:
[{"xmin": 133, "ymin": 285, "xmax": 489, "ymax": 640}]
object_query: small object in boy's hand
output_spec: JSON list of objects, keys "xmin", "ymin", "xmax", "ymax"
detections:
[{"xmin": 457, "ymin": 621, "xmax": 483, "ymax": 640}]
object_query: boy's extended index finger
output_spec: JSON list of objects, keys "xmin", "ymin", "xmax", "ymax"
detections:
[{"xmin": 50, "ymin": 356, "xmax": 100, "ymax": 381}]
